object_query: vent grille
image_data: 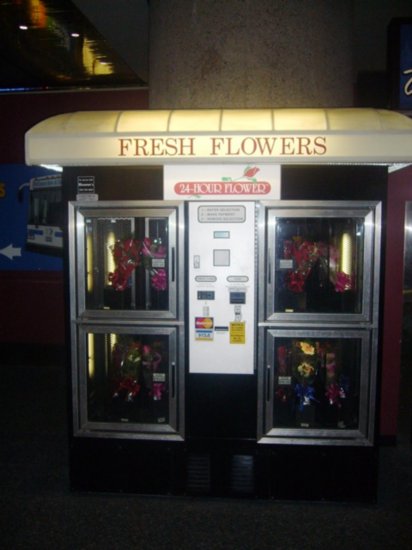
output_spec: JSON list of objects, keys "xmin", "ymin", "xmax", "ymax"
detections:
[
  {"xmin": 186, "ymin": 453, "xmax": 211, "ymax": 493},
  {"xmin": 230, "ymin": 454, "xmax": 255, "ymax": 495}
]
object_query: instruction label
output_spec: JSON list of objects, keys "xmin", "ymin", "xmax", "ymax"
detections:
[
  {"xmin": 229, "ymin": 322, "xmax": 246, "ymax": 344},
  {"xmin": 198, "ymin": 205, "xmax": 245, "ymax": 223}
]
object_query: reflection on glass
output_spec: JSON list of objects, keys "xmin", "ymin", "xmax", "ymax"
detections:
[
  {"xmin": 85, "ymin": 216, "xmax": 169, "ymax": 311},
  {"xmin": 272, "ymin": 337, "xmax": 361, "ymax": 430},
  {"xmin": 274, "ymin": 217, "xmax": 364, "ymax": 313},
  {"xmin": 87, "ymin": 332, "xmax": 170, "ymax": 425}
]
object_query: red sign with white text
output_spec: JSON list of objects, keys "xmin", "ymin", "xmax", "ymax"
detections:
[
  {"xmin": 164, "ymin": 164, "xmax": 280, "ymax": 200},
  {"xmin": 174, "ymin": 181, "xmax": 271, "ymax": 196}
]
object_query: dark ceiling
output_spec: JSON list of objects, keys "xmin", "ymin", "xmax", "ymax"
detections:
[{"xmin": 0, "ymin": 0, "xmax": 149, "ymax": 93}]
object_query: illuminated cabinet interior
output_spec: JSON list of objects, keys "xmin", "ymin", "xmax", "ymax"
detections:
[
  {"xmin": 69, "ymin": 201, "xmax": 184, "ymax": 441},
  {"xmin": 258, "ymin": 201, "xmax": 381, "ymax": 446}
]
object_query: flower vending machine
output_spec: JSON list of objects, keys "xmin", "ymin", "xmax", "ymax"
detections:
[
  {"xmin": 67, "ymin": 196, "xmax": 382, "ymax": 499},
  {"xmin": 68, "ymin": 201, "xmax": 185, "ymax": 450},
  {"xmin": 257, "ymin": 201, "xmax": 381, "ymax": 447}
]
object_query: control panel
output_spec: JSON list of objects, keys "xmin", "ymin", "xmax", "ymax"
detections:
[{"xmin": 188, "ymin": 202, "xmax": 256, "ymax": 374}]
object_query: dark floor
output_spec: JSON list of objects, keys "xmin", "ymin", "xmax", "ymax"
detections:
[{"xmin": 0, "ymin": 355, "xmax": 411, "ymax": 550}]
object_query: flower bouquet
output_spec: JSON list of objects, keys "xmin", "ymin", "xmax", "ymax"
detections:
[
  {"xmin": 111, "ymin": 338, "xmax": 166, "ymax": 404},
  {"xmin": 108, "ymin": 236, "xmax": 167, "ymax": 292},
  {"xmin": 274, "ymin": 337, "xmax": 352, "ymax": 429},
  {"xmin": 282, "ymin": 236, "xmax": 354, "ymax": 295},
  {"xmin": 292, "ymin": 340, "xmax": 318, "ymax": 421}
]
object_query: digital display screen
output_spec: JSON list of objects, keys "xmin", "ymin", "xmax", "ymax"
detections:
[
  {"xmin": 214, "ymin": 231, "xmax": 230, "ymax": 239},
  {"xmin": 230, "ymin": 291, "xmax": 246, "ymax": 304},
  {"xmin": 197, "ymin": 291, "xmax": 215, "ymax": 300}
]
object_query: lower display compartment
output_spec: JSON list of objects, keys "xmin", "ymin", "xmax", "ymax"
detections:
[{"xmin": 69, "ymin": 437, "xmax": 378, "ymax": 502}]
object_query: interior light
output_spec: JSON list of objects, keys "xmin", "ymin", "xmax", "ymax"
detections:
[
  {"xmin": 87, "ymin": 334, "xmax": 95, "ymax": 378},
  {"xmin": 19, "ymin": 25, "xmax": 29, "ymax": 30},
  {"xmin": 340, "ymin": 232, "xmax": 352, "ymax": 275},
  {"xmin": 106, "ymin": 230, "xmax": 116, "ymax": 282},
  {"xmin": 71, "ymin": 32, "xmax": 80, "ymax": 38},
  {"xmin": 110, "ymin": 333, "xmax": 118, "ymax": 351},
  {"xmin": 86, "ymin": 232, "xmax": 93, "ymax": 293}
]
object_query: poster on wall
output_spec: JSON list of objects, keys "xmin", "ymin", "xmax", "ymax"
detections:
[
  {"xmin": 164, "ymin": 164, "xmax": 280, "ymax": 200},
  {"xmin": 388, "ymin": 18, "xmax": 412, "ymax": 111},
  {"xmin": 0, "ymin": 165, "xmax": 63, "ymax": 271}
]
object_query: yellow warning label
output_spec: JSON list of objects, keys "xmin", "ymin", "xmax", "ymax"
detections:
[{"xmin": 230, "ymin": 322, "xmax": 246, "ymax": 344}]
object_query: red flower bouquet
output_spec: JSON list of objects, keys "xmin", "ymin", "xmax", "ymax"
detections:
[
  {"xmin": 109, "ymin": 237, "xmax": 167, "ymax": 292},
  {"xmin": 283, "ymin": 236, "xmax": 354, "ymax": 294}
]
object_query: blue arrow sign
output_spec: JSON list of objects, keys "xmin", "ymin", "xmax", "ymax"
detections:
[{"xmin": 0, "ymin": 165, "xmax": 63, "ymax": 271}]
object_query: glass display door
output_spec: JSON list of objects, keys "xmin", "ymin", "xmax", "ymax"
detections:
[
  {"xmin": 74, "ymin": 325, "xmax": 182, "ymax": 438},
  {"xmin": 260, "ymin": 329, "xmax": 373, "ymax": 444},
  {"xmin": 71, "ymin": 203, "xmax": 180, "ymax": 320},
  {"xmin": 261, "ymin": 201, "xmax": 380, "ymax": 323},
  {"xmin": 69, "ymin": 201, "xmax": 185, "ymax": 441},
  {"xmin": 258, "ymin": 201, "xmax": 381, "ymax": 446}
]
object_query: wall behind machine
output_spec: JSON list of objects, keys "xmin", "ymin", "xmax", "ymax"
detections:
[
  {"xmin": 0, "ymin": 89, "xmax": 149, "ymax": 353},
  {"xmin": 149, "ymin": 0, "xmax": 354, "ymax": 109},
  {"xmin": 0, "ymin": 88, "xmax": 148, "ymax": 164}
]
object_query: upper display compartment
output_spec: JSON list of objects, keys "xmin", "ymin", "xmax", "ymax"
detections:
[
  {"xmin": 69, "ymin": 201, "xmax": 184, "ymax": 320},
  {"xmin": 259, "ymin": 201, "xmax": 381, "ymax": 324}
]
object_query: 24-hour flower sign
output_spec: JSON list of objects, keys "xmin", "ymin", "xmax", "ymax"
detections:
[{"xmin": 164, "ymin": 164, "xmax": 280, "ymax": 200}]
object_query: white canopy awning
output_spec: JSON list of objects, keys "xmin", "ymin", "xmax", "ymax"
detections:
[{"xmin": 25, "ymin": 108, "xmax": 412, "ymax": 166}]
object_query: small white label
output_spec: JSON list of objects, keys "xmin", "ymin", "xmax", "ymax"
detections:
[
  {"xmin": 279, "ymin": 259, "xmax": 293, "ymax": 269},
  {"xmin": 76, "ymin": 193, "xmax": 98, "ymax": 202},
  {"xmin": 195, "ymin": 275, "xmax": 217, "ymax": 283},
  {"xmin": 198, "ymin": 205, "xmax": 246, "ymax": 223},
  {"xmin": 278, "ymin": 376, "xmax": 292, "ymax": 386},
  {"xmin": 152, "ymin": 258, "xmax": 165, "ymax": 268},
  {"xmin": 227, "ymin": 275, "xmax": 249, "ymax": 283}
]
